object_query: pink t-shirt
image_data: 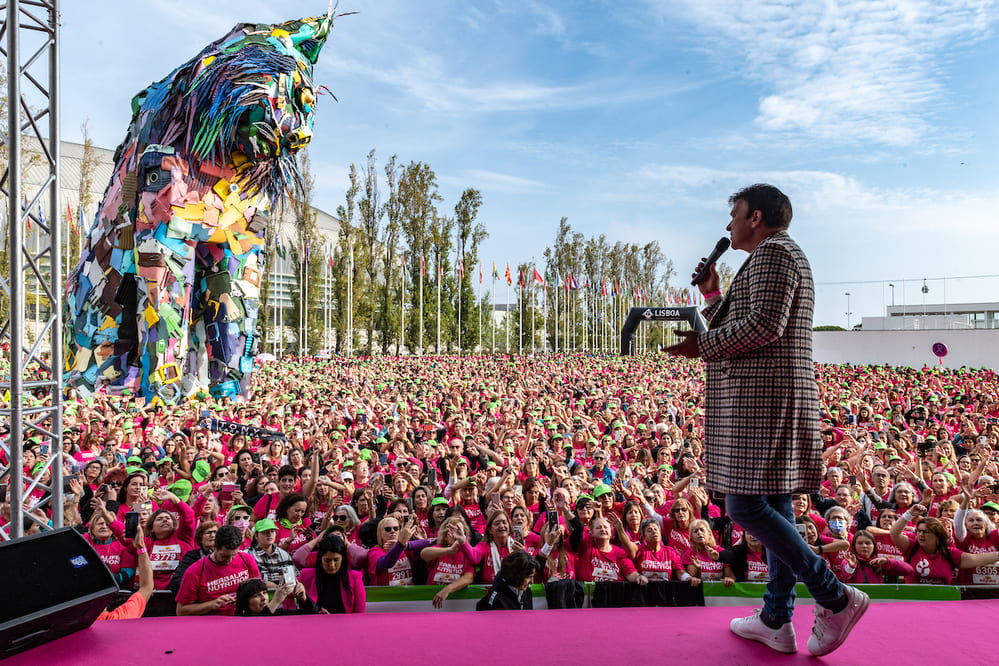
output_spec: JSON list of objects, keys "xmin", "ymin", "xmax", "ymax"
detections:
[
  {"xmin": 176, "ymin": 552, "xmax": 261, "ymax": 616},
  {"xmin": 633, "ymin": 544, "xmax": 682, "ymax": 581},
  {"xmin": 682, "ymin": 549, "xmax": 725, "ymax": 580},
  {"xmin": 745, "ymin": 550, "xmax": 769, "ymax": 582},
  {"xmin": 473, "ymin": 541, "xmax": 511, "ymax": 584},
  {"xmin": 902, "ymin": 535, "xmax": 963, "ymax": 585},
  {"xmin": 957, "ymin": 532, "xmax": 999, "ymax": 585},
  {"xmin": 459, "ymin": 501, "xmax": 486, "ymax": 534},
  {"xmin": 87, "ymin": 537, "xmax": 135, "ymax": 576},
  {"xmin": 367, "ymin": 546, "xmax": 413, "ymax": 586},
  {"xmin": 427, "ymin": 549, "xmax": 475, "ymax": 585},
  {"xmin": 575, "ymin": 535, "xmax": 636, "ymax": 583},
  {"xmin": 875, "ymin": 533, "xmax": 907, "ymax": 561}
]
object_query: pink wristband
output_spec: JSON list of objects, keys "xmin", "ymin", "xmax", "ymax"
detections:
[
  {"xmin": 136, "ymin": 547, "xmax": 148, "ymax": 555},
  {"xmin": 703, "ymin": 289, "xmax": 722, "ymax": 300}
]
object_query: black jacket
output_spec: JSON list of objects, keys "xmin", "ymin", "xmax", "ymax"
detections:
[{"xmin": 476, "ymin": 575, "xmax": 533, "ymax": 611}]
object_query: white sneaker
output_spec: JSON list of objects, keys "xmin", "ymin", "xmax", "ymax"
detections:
[
  {"xmin": 807, "ymin": 585, "xmax": 870, "ymax": 656},
  {"xmin": 730, "ymin": 609, "xmax": 797, "ymax": 654}
]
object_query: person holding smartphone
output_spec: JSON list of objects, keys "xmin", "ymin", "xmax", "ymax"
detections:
[{"xmin": 470, "ymin": 510, "xmax": 525, "ymax": 584}]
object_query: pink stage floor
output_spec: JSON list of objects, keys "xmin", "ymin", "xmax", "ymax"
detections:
[{"xmin": 7, "ymin": 601, "xmax": 991, "ymax": 664}]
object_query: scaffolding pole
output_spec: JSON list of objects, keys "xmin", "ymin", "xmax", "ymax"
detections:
[{"xmin": 0, "ymin": 0, "xmax": 64, "ymax": 541}]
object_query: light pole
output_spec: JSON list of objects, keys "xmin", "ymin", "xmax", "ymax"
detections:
[
  {"xmin": 921, "ymin": 279, "xmax": 928, "ymax": 317},
  {"xmin": 888, "ymin": 283, "xmax": 895, "ymax": 308},
  {"xmin": 845, "ymin": 292, "xmax": 852, "ymax": 330}
]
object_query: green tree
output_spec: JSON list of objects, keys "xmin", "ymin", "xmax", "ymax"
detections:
[
  {"xmin": 380, "ymin": 154, "xmax": 403, "ymax": 354},
  {"xmin": 288, "ymin": 151, "xmax": 323, "ymax": 354},
  {"xmin": 453, "ymin": 188, "xmax": 486, "ymax": 351},
  {"xmin": 399, "ymin": 162, "xmax": 441, "ymax": 353}
]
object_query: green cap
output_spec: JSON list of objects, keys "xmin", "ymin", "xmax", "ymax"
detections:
[
  {"xmin": 192, "ymin": 460, "xmax": 211, "ymax": 483},
  {"xmin": 562, "ymin": 441, "xmax": 574, "ymax": 449},
  {"xmin": 981, "ymin": 502, "xmax": 999, "ymax": 512},
  {"xmin": 593, "ymin": 483, "xmax": 613, "ymax": 498},
  {"xmin": 358, "ymin": 449, "xmax": 373, "ymax": 461},
  {"xmin": 169, "ymin": 479, "xmax": 193, "ymax": 502},
  {"xmin": 254, "ymin": 518, "xmax": 278, "ymax": 533},
  {"xmin": 873, "ymin": 442, "xmax": 887, "ymax": 450},
  {"xmin": 431, "ymin": 497, "xmax": 449, "ymax": 507},
  {"xmin": 127, "ymin": 456, "xmax": 143, "ymax": 464},
  {"xmin": 658, "ymin": 464, "xmax": 673, "ymax": 472}
]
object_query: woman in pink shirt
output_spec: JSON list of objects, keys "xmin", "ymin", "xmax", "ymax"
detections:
[
  {"xmin": 840, "ymin": 530, "xmax": 914, "ymax": 584},
  {"xmin": 421, "ymin": 516, "xmax": 477, "ymax": 608},
  {"xmin": 367, "ymin": 515, "xmax": 423, "ymax": 586},
  {"xmin": 682, "ymin": 519, "xmax": 735, "ymax": 586},
  {"xmin": 471, "ymin": 510, "xmax": 524, "ymax": 583},
  {"xmin": 116, "ymin": 472, "xmax": 157, "ymax": 521},
  {"xmin": 569, "ymin": 515, "xmax": 648, "ymax": 585},
  {"xmin": 274, "ymin": 492, "xmax": 311, "ymax": 554},
  {"xmin": 140, "ymin": 487, "xmax": 195, "ymax": 590},
  {"xmin": 954, "ymin": 501, "xmax": 999, "ymax": 585},
  {"xmin": 630, "ymin": 519, "xmax": 684, "ymax": 581},
  {"xmin": 538, "ymin": 522, "xmax": 575, "ymax": 581},
  {"xmin": 889, "ymin": 505, "xmax": 999, "ymax": 584}
]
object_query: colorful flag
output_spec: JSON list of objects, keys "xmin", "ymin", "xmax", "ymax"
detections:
[
  {"xmin": 505, "ymin": 264, "xmax": 512, "ymax": 285},
  {"xmin": 23, "ymin": 195, "xmax": 31, "ymax": 231},
  {"xmin": 439, "ymin": 262, "xmax": 444, "ymax": 278},
  {"xmin": 479, "ymin": 263, "xmax": 483, "ymax": 284},
  {"xmin": 458, "ymin": 260, "xmax": 465, "ymax": 280},
  {"xmin": 276, "ymin": 229, "xmax": 287, "ymax": 259},
  {"xmin": 533, "ymin": 267, "xmax": 545, "ymax": 286},
  {"xmin": 492, "ymin": 262, "xmax": 499, "ymax": 280},
  {"xmin": 66, "ymin": 203, "xmax": 78, "ymax": 235},
  {"xmin": 420, "ymin": 254, "xmax": 426, "ymax": 276},
  {"xmin": 518, "ymin": 269, "xmax": 526, "ymax": 288}
]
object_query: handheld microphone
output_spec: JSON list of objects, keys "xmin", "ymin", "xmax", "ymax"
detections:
[{"xmin": 690, "ymin": 237, "xmax": 730, "ymax": 286}]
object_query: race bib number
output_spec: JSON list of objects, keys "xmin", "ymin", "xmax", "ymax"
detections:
[
  {"xmin": 973, "ymin": 566, "xmax": 999, "ymax": 585},
  {"xmin": 149, "ymin": 544, "xmax": 182, "ymax": 571}
]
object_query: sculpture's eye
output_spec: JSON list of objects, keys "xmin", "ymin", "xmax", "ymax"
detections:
[{"xmin": 299, "ymin": 87, "xmax": 316, "ymax": 113}]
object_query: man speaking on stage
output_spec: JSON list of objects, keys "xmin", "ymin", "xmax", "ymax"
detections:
[{"xmin": 667, "ymin": 183, "xmax": 867, "ymax": 656}]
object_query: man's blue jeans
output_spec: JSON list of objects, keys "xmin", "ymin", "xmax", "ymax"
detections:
[{"xmin": 725, "ymin": 494, "xmax": 843, "ymax": 623}]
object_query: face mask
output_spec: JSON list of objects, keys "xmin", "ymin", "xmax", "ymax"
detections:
[
  {"xmin": 829, "ymin": 519, "xmax": 847, "ymax": 534},
  {"xmin": 233, "ymin": 519, "xmax": 250, "ymax": 531}
]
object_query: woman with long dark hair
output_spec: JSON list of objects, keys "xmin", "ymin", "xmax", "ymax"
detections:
[
  {"xmin": 234, "ymin": 577, "xmax": 313, "ymax": 616},
  {"xmin": 298, "ymin": 535, "xmax": 365, "ymax": 613}
]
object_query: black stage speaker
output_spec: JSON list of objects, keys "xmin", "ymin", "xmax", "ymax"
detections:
[{"xmin": 0, "ymin": 527, "xmax": 118, "ymax": 658}]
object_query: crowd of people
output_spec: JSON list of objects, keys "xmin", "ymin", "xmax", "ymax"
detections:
[{"xmin": 2, "ymin": 354, "xmax": 999, "ymax": 616}]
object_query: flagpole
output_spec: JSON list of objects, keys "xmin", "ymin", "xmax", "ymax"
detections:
[
  {"xmin": 530, "ymin": 263, "xmax": 535, "ymax": 354},
  {"xmin": 505, "ymin": 279, "xmax": 509, "ymax": 352},
  {"xmin": 491, "ymin": 270, "xmax": 496, "ymax": 352},
  {"xmin": 272, "ymin": 236, "xmax": 277, "ymax": 354},
  {"xmin": 419, "ymin": 254, "xmax": 423, "ymax": 356},
  {"xmin": 400, "ymin": 256, "xmax": 405, "ymax": 355},
  {"xmin": 518, "ymin": 274, "xmax": 523, "ymax": 355},
  {"xmin": 477, "ymin": 263, "xmax": 482, "ymax": 353},
  {"xmin": 348, "ymin": 240, "xmax": 353, "ymax": 356},
  {"xmin": 436, "ymin": 260, "xmax": 441, "ymax": 354},
  {"xmin": 457, "ymin": 249, "xmax": 462, "ymax": 355}
]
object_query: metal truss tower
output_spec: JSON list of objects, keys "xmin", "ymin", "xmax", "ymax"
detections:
[{"xmin": 0, "ymin": 0, "xmax": 63, "ymax": 540}]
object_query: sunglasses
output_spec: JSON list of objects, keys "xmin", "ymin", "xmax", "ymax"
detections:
[
  {"xmin": 383, "ymin": 525, "xmax": 400, "ymax": 533},
  {"xmin": 333, "ymin": 515, "xmax": 348, "ymax": 521}
]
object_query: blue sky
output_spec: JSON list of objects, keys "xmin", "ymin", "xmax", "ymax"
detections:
[{"xmin": 59, "ymin": 1, "xmax": 999, "ymax": 328}]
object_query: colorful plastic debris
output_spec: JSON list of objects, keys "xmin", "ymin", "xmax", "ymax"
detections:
[{"xmin": 64, "ymin": 14, "xmax": 337, "ymax": 403}]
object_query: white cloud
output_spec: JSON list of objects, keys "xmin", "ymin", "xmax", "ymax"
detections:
[
  {"xmin": 645, "ymin": 0, "xmax": 999, "ymax": 146},
  {"xmin": 634, "ymin": 162, "xmax": 999, "ymax": 237},
  {"xmin": 452, "ymin": 169, "xmax": 547, "ymax": 194}
]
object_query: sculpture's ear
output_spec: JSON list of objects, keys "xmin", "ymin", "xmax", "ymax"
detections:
[{"xmin": 271, "ymin": 14, "xmax": 336, "ymax": 65}]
